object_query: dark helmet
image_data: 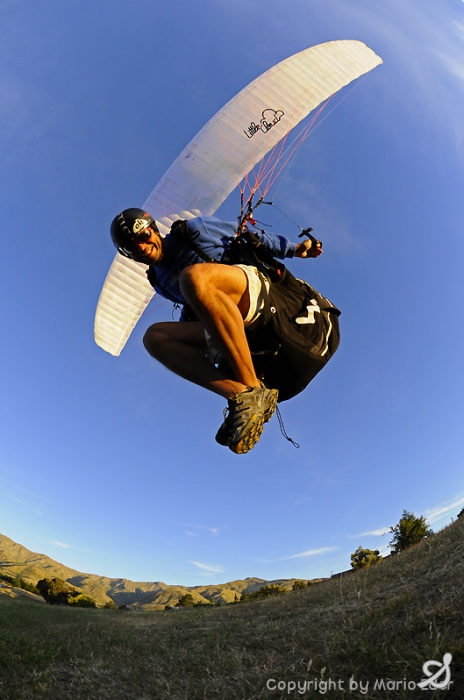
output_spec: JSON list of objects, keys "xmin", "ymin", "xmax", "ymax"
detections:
[{"xmin": 110, "ymin": 208, "xmax": 159, "ymax": 257}]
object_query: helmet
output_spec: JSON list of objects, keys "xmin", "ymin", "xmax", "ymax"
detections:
[{"xmin": 110, "ymin": 208, "xmax": 159, "ymax": 257}]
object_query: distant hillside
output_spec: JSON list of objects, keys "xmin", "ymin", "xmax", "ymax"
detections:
[
  {"xmin": 0, "ymin": 533, "xmax": 319, "ymax": 609},
  {"xmin": 1, "ymin": 518, "xmax": 463, "ymax": 699}
]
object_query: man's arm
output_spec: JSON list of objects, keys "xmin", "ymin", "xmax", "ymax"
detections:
[
  {"xmin": 252, "ymin": 228, "xmax": 322, "ymax": 259},
  {"xmin": 294, "ymin": 238, "xmax": 323, "ymax": 258}
]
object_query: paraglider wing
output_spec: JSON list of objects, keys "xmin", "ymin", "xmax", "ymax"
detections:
[{"xmin": 95, "ymin": 40, "xmax": 382, "ymax": 356}]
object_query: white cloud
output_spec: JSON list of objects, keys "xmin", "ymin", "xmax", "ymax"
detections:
[
  {"xmin": 259, "ymin": 547, "xmax": 337, "ymax": 564},
  {"xmin": 189, "ymin": 561, "xmax": 224, "ymax": 573},
  {"xmin": 51, "ymin": 541, "xmax": 71, "ymax": 549},
  {"xmin": 313, "ymin": 0, "xmax": 464, "ymax": 152},
  {"xmin": 437, "ymin": 49, "xmax": 464, "ymax": 81},
  {"xmin": 1, "ymin": 478, "xmax": 50, "ymax": 502},
  {"xmin": 348, "ymin": 493, "xmax": 464, "ymax": 542},
  {"xmin": 377, "ymin": 544, "xmax": 391, "ymax": 557},
  {"xmin": 349, "ymin": 528, "xmax": 390, "ymax": 538},
  {"xmin": 8, "ymin": 496, "xmax": 43, "ymax": 517},
  {"xmin": 425, "ymin": 494, "xmax": 464, "ymax": 525},
  {"xmin": 185, "ymin": 524, "xmax": 222, "ymax": 536}
]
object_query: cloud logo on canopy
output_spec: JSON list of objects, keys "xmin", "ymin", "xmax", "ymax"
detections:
[{"xmin": 244, "ymin": 109, "xmax": 285, "ymax": 139}]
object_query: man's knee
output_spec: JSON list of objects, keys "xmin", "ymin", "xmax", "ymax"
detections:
[
  {"xmin": 179, "ymin": 263, "xmax": 210, "ymax": 300},
  {"xmin": 143, "ymin": 323, "xmax": 168, "ymax": 357},
  {"xmin": 179, "ymin": 263, "xmax": 248, "ymax": 306},
  {"xmin": 143, "ymin": 321, "xmax": 208, "ymax": 358}
]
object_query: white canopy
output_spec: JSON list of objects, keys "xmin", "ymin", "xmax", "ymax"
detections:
[{"xmin": 95, "ymin": 40, "xmax": 382, "ymax": 356}]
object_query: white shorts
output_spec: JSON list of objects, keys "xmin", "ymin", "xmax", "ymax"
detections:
[{"xmin": 204, "ymin": 264, "xmax": 270, "ymax": 364}]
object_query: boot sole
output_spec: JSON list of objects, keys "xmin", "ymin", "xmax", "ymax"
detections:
[{"xmin": 229, "ymin": 390, "xmax": 279, "ymax": 454}]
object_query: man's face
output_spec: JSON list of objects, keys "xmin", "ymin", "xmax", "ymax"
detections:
[{"xmin": 125, "ymin": 227, "xmax": 164, "ymax": 265}]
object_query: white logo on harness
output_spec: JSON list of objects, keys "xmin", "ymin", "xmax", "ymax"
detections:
[{"xmin": 295, "ymin": 299, "xmax": 320, "ymax": 325}]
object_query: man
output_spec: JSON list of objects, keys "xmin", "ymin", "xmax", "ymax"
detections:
[{"xmin": 110, "ymin": 208, "xmax": 329, "ymax": 454}]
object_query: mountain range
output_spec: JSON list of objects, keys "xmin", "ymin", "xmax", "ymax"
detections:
[{"xmin": 0, "ymin": 533, "xmax": 321, "ymax": 609}]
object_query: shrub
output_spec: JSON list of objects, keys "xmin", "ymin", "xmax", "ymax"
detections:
[
  {"xmin": 70, "ymin": 595, "xmax": 97, "ymax": 608},
  {"xmin": 350, "ymin": 546, "xmax": 382, "ymax": 570},
  {"xmin": 389, "ymin": 510, "xmax": 433, "ymax": 554},
  {"xmin": 14, "ymin": 578, "xmax": 40, "ymax": 595},
  {"xmin": 241, "ymin": 584, "xmax": 287, "ymax": 602},
  {"xmin": 292, "ymin": 580, "xmax": 307, "ymax": 591}
]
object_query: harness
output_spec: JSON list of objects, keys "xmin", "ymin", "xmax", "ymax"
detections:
[{"xmin": 146, "ymin": 219, "xmax": 340, "ymax": 401}]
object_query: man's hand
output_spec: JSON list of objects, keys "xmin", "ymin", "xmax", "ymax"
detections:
[{"xmin": 294, "ymin": 239, "xmax": 323, "ymax": 258}]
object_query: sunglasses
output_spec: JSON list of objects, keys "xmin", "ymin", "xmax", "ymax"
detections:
[{"xmin": 118, "ymin": 227, "xmax": 156, "ymax": 258}]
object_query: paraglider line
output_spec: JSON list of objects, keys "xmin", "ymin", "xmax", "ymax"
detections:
[
  {"xmin": 264, "ymin": 99, "xmax": 331, "ymax": 195},
  {"xmin": 245, "ymin": 91, "xmax": 332, "ymax": 205},
  {"xmin": 221, "ymin": 74, "xmax": 367, "ymax": 232},
  {"xmin": 254, "ymin": 80, "xmax": 326, "ymax": 197},
  {"xmin": 258, "ymin": 75, "xmax": 367, "ymax": 202},
  {"xmin": 258, "ymin": 87, "xmax": 315, "ymax": 193},
  {"xmin": 264, "ymin": 202, "xmax": 303, "ymax": 231},
  {"xmin": 236, "ymin": 94, "xmax": 332, "ymax": 227},
  {"xmin": 145, "ymin": 298, "xmax": 171, "ymax": 316}
]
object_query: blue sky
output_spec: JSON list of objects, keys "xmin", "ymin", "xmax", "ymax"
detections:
[{"xmin": 1, "ymin": 0, "xmax": 464, "ymax": 586}]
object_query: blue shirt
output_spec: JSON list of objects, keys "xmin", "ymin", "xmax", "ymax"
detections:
[{"xmin": 150, "ymin": 216, "xmax": 297, "ymax": 304}]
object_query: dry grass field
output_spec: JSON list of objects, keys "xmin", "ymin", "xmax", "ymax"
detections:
[{"xmin": 0, "ymin": 518, "xmax": 463, "ymax": 699}]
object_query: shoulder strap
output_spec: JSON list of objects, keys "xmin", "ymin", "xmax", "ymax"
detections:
[{"xmin": 170, "ymin": 219, "xmax": 216, "ymax": 263}]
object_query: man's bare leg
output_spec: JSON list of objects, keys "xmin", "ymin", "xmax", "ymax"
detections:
[
  {"xmin": 178, "ymin": 263, "xmax": 260, "ymax": 389},
  {"xmin": 143, "ymin": 263, "xmax": 278, "ymax": 452},
  {"xmin": 143, "ymin": 320, "xmax": 249, "ymax": 399}
]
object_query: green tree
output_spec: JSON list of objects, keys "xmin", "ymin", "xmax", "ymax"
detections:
[
  {"xmin": 389, "ymin": 510, "xmax": 433, "ymax": 555},
  {"xmin": 36, "ymin": 577, "xmax": 96, "ymax": 607},
  {"xmin": 176, "ymin": 593, "xmax": 195, "ymax": 607},
  {"xmin": 457, "ymin": 507, "xmax": 464, "ymax": 519},
  {"xmin": 37, "ymin": 577, "xmax": 71, "ymax": 604},
  {"xmin": 350, "ymin": 546, "xmax": 382, "ymax": 570}
]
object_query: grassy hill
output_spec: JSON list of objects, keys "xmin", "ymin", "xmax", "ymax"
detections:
[
  {"xmin": 0, "ymin": 518, "xmax": 462, "ymax": 699},
  {"xmin": 0, "ymin": 533, "xmax": 315, "ymax": 609}
]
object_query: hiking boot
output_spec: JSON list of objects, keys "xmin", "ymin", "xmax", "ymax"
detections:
[
  {"xmin": 215, "ymin": 382, "xmax": 278, "ymax": 447},
  {"xmin": 215, "ymin": 408, "xmax": 234, "ymax": 447},
  {"xmin": 226, "ymin": 385, "xmax": 279, "ymax": 454}
]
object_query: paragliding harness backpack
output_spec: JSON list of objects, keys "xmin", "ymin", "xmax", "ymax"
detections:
[{"xmin": 166, "ymin": 219, "xmax": 341, "ymax": 402}]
